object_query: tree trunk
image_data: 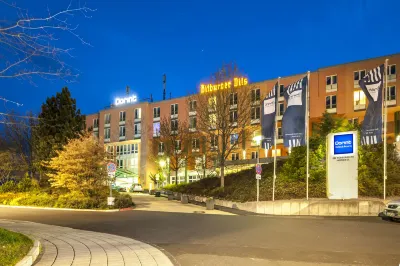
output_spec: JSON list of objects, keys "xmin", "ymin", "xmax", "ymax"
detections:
[
  {"xmin": 220, "ymin": 162, "xmax": 225, "ymax": 188},
  {"xmin": 175, "ymin": 169, "xmax": 179, "ymax": 185}
]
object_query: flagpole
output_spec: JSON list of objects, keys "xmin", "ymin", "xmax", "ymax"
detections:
[
  {"xmin": 306, "ymin": 71, "xmax": 310, "ymax": 200},
  {"xmin": 273, "ymin": 78, "xmax": 280, "ymax": 201},
  {"xmin": 383, "ymin": 59, "xmax": 388, "ymax": 200}
]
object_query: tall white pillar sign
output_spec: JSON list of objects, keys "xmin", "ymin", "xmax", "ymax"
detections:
[{"xmin": 326, "ymin": 131, "xmax": 358, "ymax": 199}]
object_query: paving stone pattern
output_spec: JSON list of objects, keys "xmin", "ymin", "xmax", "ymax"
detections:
[{"xmin": 0, "ymin": 220, "xmax": 173, "ymax": 266}]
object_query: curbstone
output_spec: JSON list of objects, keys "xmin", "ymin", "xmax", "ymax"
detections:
[{"xmin": 15, "ymin": 237, "xmax": 41, "ymax": 266}]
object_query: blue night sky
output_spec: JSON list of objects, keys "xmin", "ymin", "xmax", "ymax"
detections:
[{"xmin": 1, "ymin": 0, "xmax": 400, "ymax": 115}]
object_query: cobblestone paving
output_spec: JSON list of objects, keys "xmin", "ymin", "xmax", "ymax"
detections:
[{"xmin": 0, "ymin": 219, "xmax": 174, "ymax": 266}]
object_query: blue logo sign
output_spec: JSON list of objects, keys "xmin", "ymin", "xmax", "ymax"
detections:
[{"xmin": 333, "ymin": 134, "xmax": 354, "ymax": 155}]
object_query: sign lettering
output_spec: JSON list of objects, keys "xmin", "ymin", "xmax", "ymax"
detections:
[{"xmin": 200, "ymin": 77, "xmax": 248, "ymax": 94}]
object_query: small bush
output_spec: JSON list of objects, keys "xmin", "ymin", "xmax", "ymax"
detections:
[
  {"xmin": 114, "ymin": 194, "xmax": 133, "ymax": 209},
  {"xmin": 10, "ymin": 193, "xmax": 57, "ymax": 207},
  {"xmin": 17, "ymin": 177, "xmax": 39, "ymax": 192},
  {"xmin": 56, "ymin": 192, "xmax": 95, "ymax": 209},
  {"xmin": 0, "ymin": 181, "xmax": 17, "ymax": 193}
]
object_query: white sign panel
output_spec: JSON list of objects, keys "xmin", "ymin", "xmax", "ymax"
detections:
[
  {"xmin": 115, "ymin": 95, "xmax": 137, "ymax": 106},
  {"xmin": 107, "ymin": 197, "xmax": 115, "ymax": 206},
  {"xmin": 326, "ymin": 131, "xmax": 358, "ymax": 199}
]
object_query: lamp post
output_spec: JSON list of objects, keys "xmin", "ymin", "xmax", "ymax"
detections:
[{"xmin": 253, "ymin": 135, "xmax": 262, "ymax": 202}]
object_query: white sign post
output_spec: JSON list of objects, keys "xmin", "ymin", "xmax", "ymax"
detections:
[
  {"xmin": 107, "ymin": 162, "xmax": 117, "ymax": 206},
  {"xmin": 255, "ymin": 163, "xmax": 262, "ymax": 202},
  {"xmin": 326, "ymin": 131, "xmax": 358, "ymax": 199}
]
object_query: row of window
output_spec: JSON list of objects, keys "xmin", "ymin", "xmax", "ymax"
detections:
[
  {"xmin": 104, "ymin": 124, "xmax": 142, "ymax": 139},
  {"xmin": 326, "ymin": 65, "xmax": 396, "ymax": 86},
  {"xmin": 325, "ymin": 86, "xmax": 397, "ymax": 110},
  {"xmin": 106, "ymin": 143, "xmax": 139, "ymax": 156}
]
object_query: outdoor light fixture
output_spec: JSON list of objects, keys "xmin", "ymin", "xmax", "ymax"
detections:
[
  {"xmin": 159, "ymin": 160, "xmax": 166, "ymax": 168},
  {"xmin": 396, "ymin": 135, "xmax": 400, "ymax": 142},
  {"xmin": 253, "ymin": 135, "xmax": 262, "ymax": 145}
]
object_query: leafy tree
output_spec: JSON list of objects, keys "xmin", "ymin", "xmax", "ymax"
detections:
[
  {"xmin": 46, "ymin": 132, "xmax": 108, "ymax": 197},
  {"xmin": 33, "ymin": 87, "xmax": 85, "ymax": 174}
]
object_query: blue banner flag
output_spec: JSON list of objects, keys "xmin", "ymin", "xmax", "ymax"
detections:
[
  {"xmin": 359, "ymin": 64, "xmax": 384, "ymax": 145},
  {"xmin": 282, "ymin": 76, "xmax": 308, "ymax": 147},
  {"xmin": 261, "ymin": 82, "xmax": 278, "ymax": 149}
]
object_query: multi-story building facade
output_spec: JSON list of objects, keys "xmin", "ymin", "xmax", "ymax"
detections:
[{"xmin": 86, "ymin": 53, "xmax": 400, "ymax": 189}]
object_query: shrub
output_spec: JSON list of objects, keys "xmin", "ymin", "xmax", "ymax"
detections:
[
  {"xmin": 0, "ymin": 181, "xmax": 17, "ymax": 193},
  {"xmin": 114, "ymin": 194, "xmax": 133, "ymax": 209},
  {"xmin": 17, "ymin": 177, "xmax": 39, "ymax": 192},
  {"xmin": 55, "ymin": 192, "xmax": 95, "ymax": 209},
  {"xmin": 10, "ymin": 193, "xmax": 57, "ymax": 207}
]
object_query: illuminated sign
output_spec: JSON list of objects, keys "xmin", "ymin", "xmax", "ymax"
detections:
[
  {"xmin": 115, "ymin": 95, "xmax": 137, "ymax": 106},
  {"xmin": 200, "ymin": 77, "xmax": 248, "ymax": 94},
  {"xmin": 333, "ymin": 134, "xmax": 354, "ymax": 155}
]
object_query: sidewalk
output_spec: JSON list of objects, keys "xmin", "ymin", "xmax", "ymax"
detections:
[
  {"xmin": 0, "ymin": 219, "xmax": 174, "ymax": 266},
  {"xmin": 130, "ymin": 194, "xmax": 235, "ymax": 215}
]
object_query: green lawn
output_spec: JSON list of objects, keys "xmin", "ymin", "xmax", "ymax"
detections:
[{"xmin": 0, "ymin": 228, "xmax": 33, "ymax": 266}]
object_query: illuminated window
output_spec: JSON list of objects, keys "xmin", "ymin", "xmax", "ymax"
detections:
[
  {"xmin": 211, "ymin": 135, "xmax": 218, "ymax": 148},
  {"xmin": 119, "ymin": 111, "xmax": 126, "ymax": 122},
  {"xmin": 354, "ymin": 70, "xmax": 366, "ymax": 81},
  {"xmin": 189, "ymin": 116, "xmax": 197, "ymax": 130},
  {"xmin": 230, "ymin": 92, "xmax": 238, "ymax": 105},
  {"xmin": 192, "ymin": 138, "xmax": 199, "ymax": 150},
  {"xmin": 105, "ymin": 113, "xmax": 111, "ymax": 125},
  {"xmin": 326, "ymin": 95, "xmax": 337, "ymax": 109},
  {"xmin": 153, "ymin": 107, "xmax": 160, "ymax": 118},
  {"xmin": 354, "ymin": 90, "xmax": 366, "ymax": 106},
  {"xmin": 171, "ymin": 104, "xmax": 178, "ymax": 115},
  {"xmin": 230, "ymin": 110, "xmax": 238, "ymax": 123},
  {"xmin": 326, "ymin": 75, "xmax": 337, "ymax": 85},
  {"xmin": 93, "ymin": 131, "xmax": 99, "ymax": 138},
  {"xmin": 251, "ymin": 88, "xmax": 260, "ymax": 102},
  {"xmin": 278, "ymin": 127, "xmax": 283, "ymax": 139},
  {"xmin": 171, "ymin": 119, "xmax": 178, "ymax": 131},
  {"xmin": 231, "ymin": 153, "xmax": 239, "ymax": 160},
  {"xmin": 189, "ymin": 100, "xmax": 197, "ymax": 111},
  {"xmin": 131, "ymin": 143, "xmax": 138, "ymax": 153},
  {"xmin": 175, "ymin": 140, "xmax": 181, "ymax": 151},
  {"xmin": 251, "ymin": 151, "xmax": 258, "ymax": 159},
  {"xmin": 135, "ymin": 108, "xmax": 141, "ymax": 119},
  {"xmin": 93, "ymin": 118, "xmax": 99, "ymax": 128},
  {"xmin": 134, "ymin": 123, "xmax": 141, "ymax": 135},
  {"xmin": 387, "ymin": 86, "xmax": 396, "ymax": 101},
  {"xmin": 104, "ymin": 128, "xmax": 110, "ymax": 139},
  {"xmin": 251, "ymin": 130, "xmax": 261, "ymax": 146},
  {"xmin": 251, "ymin": 106, "xmax": 260, "ymax": 120},
  {"xmin": 230, "ymin": 133, "xmax": 239, "ymax": 146},
  {"xmin": 119, "ymin": 126, "xmax": 125, "ymax": 137},
  {"xmin": 208, "ymin": 96, "xmax": 216, "ymax": 110},
  {"xmin": 188, "ymin": 175, "xmax": 200, "ymax": 183},
  {"xmin": 272, "ymin": 149, "xmax": 281, "ymax": 157},
  {"xmin": 117, "ymin": 159, "xmax": 124, "ymax": 169},
  {"xmin": 153, "ymin": 122, "xmax": 160, "ymax": 137},
  {"xmin": 209, "ymin": 113, "xmax": 216, "ymax": 128},
  {"xmin": 124, "ymin": 144, "xmax": 130, "ymax": 154},
  {"xmin": 158, "ymin": 142, "xmax": 164, "ymax": 153},
  {"xmin": 278, "ymin": 103, "xmax": 285, "ymax": 116}
]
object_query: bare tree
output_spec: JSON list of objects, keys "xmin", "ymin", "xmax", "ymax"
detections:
[
  {"xmin": 190, "ymin": 64, "xmax": 256, "ymax": 187},
  {"xmin": 152, "ymin": 116, "xmax": 193, "ymax": 185},
  {"xmin": 0, "ymin": 0, "xmax": 94, "ymax": 83}
]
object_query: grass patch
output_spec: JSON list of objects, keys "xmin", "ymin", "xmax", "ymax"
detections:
[{"xmin": 0, "ymin": 228, "xmax": 33, "ymax": 266}]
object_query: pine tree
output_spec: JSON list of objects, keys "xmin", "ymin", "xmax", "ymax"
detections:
[{"xmin": 33, "ymin": 87, "xmax": 85, "ymax": 173}]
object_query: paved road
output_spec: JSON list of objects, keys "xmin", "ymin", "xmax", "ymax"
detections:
[{"xmin": 0, "ymin": 195, "xmax": 399, "ymax": 266}]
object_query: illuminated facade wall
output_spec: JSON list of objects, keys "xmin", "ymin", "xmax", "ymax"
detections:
[{"xmin": 86, "ymin": 53, "xmax": 400, "ymax": 188}]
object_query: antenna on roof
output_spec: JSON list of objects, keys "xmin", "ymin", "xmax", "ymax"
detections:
[
  {"xmin": 126, "ymin": 85, "xmax": 130, "ymax": 96},
  {"xmin": 163, "ymin": 74, "xmax": 166, "ymax": 100},
  {"xmin": 169, "ymin": 92, "xmax": 171, "ymax": 100}
]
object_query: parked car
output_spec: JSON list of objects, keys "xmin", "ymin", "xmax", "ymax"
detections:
[
  {"xmin": 130, "ymin": 184, "xmax": 143, "ymax": 192},
  {"xmin": 382, "ymin": 199, "xmax": 400, "ymax": 221}
]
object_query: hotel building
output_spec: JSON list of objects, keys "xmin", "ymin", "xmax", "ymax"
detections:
[{"xmin": 86, "ymin": 53, "xmax": 400, "ymax": 189}]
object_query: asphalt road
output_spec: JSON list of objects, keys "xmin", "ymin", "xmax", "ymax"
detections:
[{"xmin": 0, "ymin": 195, "xmax": 399, "ymax": 266}]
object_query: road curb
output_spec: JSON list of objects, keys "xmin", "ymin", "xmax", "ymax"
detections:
[
  {"xmin": 15, "ymin": 236, "xmax": 41, "ymax": 266},
  {"xmin": 0, "ymin": 205, "xmax": 120, "ymax": 212}
]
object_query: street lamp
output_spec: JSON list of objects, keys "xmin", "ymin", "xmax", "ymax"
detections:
[
  {"xmin": 252, "ymin": 135, "xmax": 262, "ymax": 202},
  {"xmin": 396, "ymin": 135, "xmax": 400, "ymax": 142}
]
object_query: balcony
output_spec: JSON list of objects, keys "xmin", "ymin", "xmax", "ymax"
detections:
[
  {"xmin": 104, "ymin": 138, "xmax": 110, "ymax": 143},
  {"xmin": 158, "ymin": 152, "xmax": 164, "ymax": 156},
  {"xmin": 386, "ymin": 99, "xmax": 396, "ymax": 106},
  {"xmin": 189, "ymin": 111, "xmax": 197, "ymax": 116},
  {"xmin": 93, "ymin": 127, "xmax": 98, "ymax": 131},
  {"xmin": 326, "ymin": 107, "xmax": 337, "ymax": 114},
  {"xmin": 277, "ymin": 115, "xmax": 283, "ymax": 121},
  {"xmin": 153, "ymin": 116, "xmax": 160, "ymax": 122},
  {"xmin": 119, "ymin": 120, "xmax": 125, "ymax": 125},
  {"xmin": 189, "ymin": 128, "xmax": 197, "ymax": 132},
  {"xmin": 134, "ymin": 133, "xmax": 141, "ymax": 139},
  {"xmin": 104, "ymin": 123, "xmax": 110, "ymax": 128},
  {"xmin": 119, "ymin": 136, "xmax": 126, "ymax": 141},
  {"xmin": 353, "ymin": 80, "xmax": 360, "ymax": 88},
  {"xmin": 278, "ymin": 96, "xmax": 284, "ymax": 102},
  {"xmin": 230, "ymin": 122, "xmax": 237, "ymax": 127},
  {"xmin": 134, "ymin": 117, "xmax": 141, "ymax": 123},
  {"xmin": 171, "ymin": 113, "xmax": 178, "ymax": 119},
  {"xmin": 277, "ymin": 138, "xmax": 283, "ymax": 144},
  {"xmin": 192, "ymin": 148, "xmax": 200, "ymax": 153},
  {"xmin": 251, "ymin": 100, "xmax": 260, "ymax": 106},
  {"xmin": 354, "ymin": 104, "xmax": 366, "ymax": 111},
  {"xmin": 229, "ymin": 104, "xmax": 237, "ymax": 110}
]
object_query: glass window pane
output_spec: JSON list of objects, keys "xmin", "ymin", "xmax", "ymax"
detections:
[
  {"xmin": 332, "ymin": 96, "xmax": 337, "ymax": 107},
  {"xmin": 332, "ymin": 75, "xmax": 337, "ymax": 84},
  {"xmin": 360, "ymin": 91, "xmax": 366, "ymax": 104},
  {"xmin": 326, "ymin": 96, "xmax": 330, "ymax": 108},
  {"xmin": 360, "ymin": 70, "xmax": 366, "ymax": 78},
  {"xmin": 354, "ymin": 71, "xmax": 359, "ymax": 81},
  {"xmin": 326, "ymin": 76, "xmax": 331, "ymax": 85},
  {"xmin": 391, "ymin": 65, "xmax": 396, "ymax": 75}
]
